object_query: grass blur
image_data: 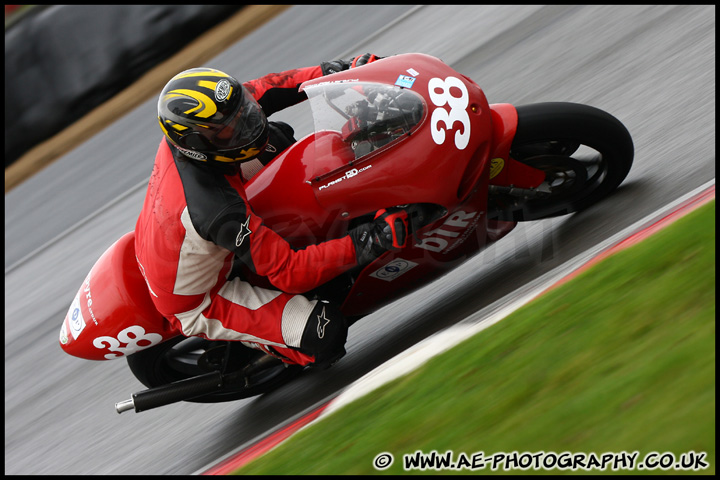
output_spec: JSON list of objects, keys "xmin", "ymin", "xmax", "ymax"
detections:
[{"xmin": 236, "ymin": 201, "xmax": 715, "ymax": 475}]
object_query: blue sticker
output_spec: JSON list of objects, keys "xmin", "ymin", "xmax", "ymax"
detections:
[{"xmin": 394, "ymin": 74, "xmax": 416, "ymax": 89}]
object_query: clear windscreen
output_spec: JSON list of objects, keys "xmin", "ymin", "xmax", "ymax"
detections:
[{"xmin": 304, "ymin": 81, "xmax": 425, "ymax": 161}]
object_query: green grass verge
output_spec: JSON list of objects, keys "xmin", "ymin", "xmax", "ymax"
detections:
[{"xmin": 236, "ymin": 201, "xmax": 715, "ymax": 475}]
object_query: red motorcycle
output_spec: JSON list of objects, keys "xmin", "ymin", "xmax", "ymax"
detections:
[{"xmin": 58, "ymin": 53, "xmax": 633, "ymax": 413}]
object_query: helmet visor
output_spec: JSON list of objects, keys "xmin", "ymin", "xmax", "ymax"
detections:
[{"xmin": 211, "ymin": 87, "xmax": 268, "ymax": 151}]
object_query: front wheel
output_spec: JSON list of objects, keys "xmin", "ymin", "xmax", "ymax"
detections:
[{"xmin": 489, "ymin": 102, "xmax": 634, "ymax": 222}]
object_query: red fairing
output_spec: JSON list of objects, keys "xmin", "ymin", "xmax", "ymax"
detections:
[
  {"xmin": 59, "ymin": 232, "xmax": 179, "ymax": 361},
  {"xmin": 309, "ymin": 53, "xmax": 493, "ymax": 213},
  {"xmin": 243, "ymin": 54, "xmax": 522, "ymax": 316},
  {"xmin": 488, "ymin": 103, "xmax": 546, "ymax": 189},
  {"xmin": 244, "ymin": 131, "xmax": 356, "ymax": 247},
  {"xmin": 245, "ymin": 54, "xmax": 495, "ymax": 243}
]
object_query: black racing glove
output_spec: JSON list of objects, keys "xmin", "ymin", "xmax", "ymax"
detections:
[
  {"xmin": 348, "ymin": 208, "xmax": 408, "ymax": 265},
  {"xmin": 320, "ymin": 53, "xmax": 384, "ymax": 76},
  {"xmin": 320, "ymin": 59, "xmax": 351, "ymax": 76},
  {"xmin": 350, "ymin": 53, "xmax": 383, "ymax": 68}
]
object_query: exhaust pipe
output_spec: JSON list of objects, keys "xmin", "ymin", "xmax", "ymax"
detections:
[
  {"xmin": 116, "ymin": 353, "xmax": 287, "ymax": 413},
  {"xmin": 115, "ymin": 371, "xmax": 224, "ymax": 414}
]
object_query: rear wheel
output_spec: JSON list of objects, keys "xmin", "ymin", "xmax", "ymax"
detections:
[
  {"xmin": 126, "ymin": 336, "xmax": 303, "ymax": 403},
  {"xmin": 489, "ymin": 102, "xmax": 634, "ymax": 222}
]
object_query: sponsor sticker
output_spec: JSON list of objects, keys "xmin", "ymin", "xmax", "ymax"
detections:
[
  {"xmin": 370, "ymin": 258, "xmax": 418, "ymax": 282},
  {"xmin": 178, "ymin": 147, "xmax": 207, "ymax": 161},
  {"xmin": 214, "ymin": 79, "xmax": 231, "ymax": 102},
  {"xmin": 395, "ymin": 74, "xmax": 417, "ymax": 89},
  {"xmin": 489, "ymin": 158, "xmax": 505, "ymax": 179},
  {"xmin": 318, "ymin": 165, "xmax": 372, "ymax": 191},
  {"xmin": 59, "ymin": 322, "xmax": 68, "ymax": 345},
  {"xmin": 67, "ymin": 295, "xmax": 86, "ymax": 340}
]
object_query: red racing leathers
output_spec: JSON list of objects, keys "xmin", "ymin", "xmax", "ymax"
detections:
[{"xmin": 134, "ymin": 66, "xmax": 358, "ymax": 366}]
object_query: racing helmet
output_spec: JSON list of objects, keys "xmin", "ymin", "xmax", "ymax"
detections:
[{"xmin": 157, "ymin": 67, "xmax": 268, "ymax": 164}]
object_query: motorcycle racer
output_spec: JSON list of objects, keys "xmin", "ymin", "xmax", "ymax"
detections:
[{"xmin": 134, "ymin": 53, "xmax": 403, "ymax": 369}]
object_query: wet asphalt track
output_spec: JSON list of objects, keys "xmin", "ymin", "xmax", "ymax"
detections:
[{"xmin": 5, "ymin": 5, "xmax": 715, "ymax": 475}]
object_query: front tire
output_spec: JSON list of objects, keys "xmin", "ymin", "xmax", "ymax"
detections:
[{"xmin": 490, "ymin": 102, "xmax": 634, "ymax": 221}]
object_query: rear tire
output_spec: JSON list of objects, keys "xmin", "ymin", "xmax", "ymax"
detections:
[
  {"xmin": 489, "ymin": 102, "xmax": 634, "ymax": 222},
  {"xmin": 126, "ymin": 336, "xmax": 303, "ymax": 403}
]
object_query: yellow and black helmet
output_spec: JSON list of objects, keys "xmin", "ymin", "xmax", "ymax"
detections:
[{"xmin": 157, "ymin": 67, "xmax": 268, "ymax": 164}]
